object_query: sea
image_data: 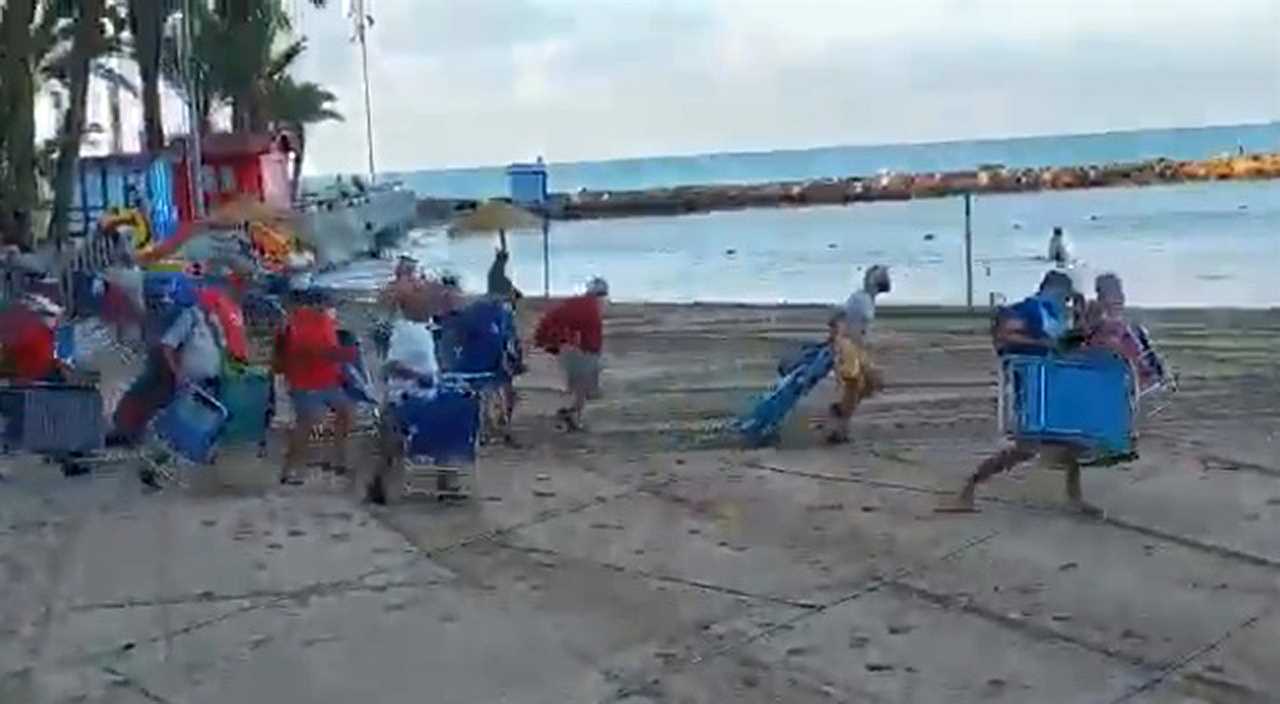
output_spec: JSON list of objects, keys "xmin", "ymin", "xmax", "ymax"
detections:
[{"xmin": 322, "ymin": 123, "xmax": 1280, "ymax": 308}]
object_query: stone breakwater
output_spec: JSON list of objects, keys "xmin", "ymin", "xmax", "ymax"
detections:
[{"xmin": 541, "ymin": 152, "xmax": 1280, "ymax": 220}]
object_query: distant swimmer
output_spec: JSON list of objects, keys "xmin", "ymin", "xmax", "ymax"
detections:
[{"xmin": 1048, "ymin": 226, "xmax": 1073, "ymax": 267}]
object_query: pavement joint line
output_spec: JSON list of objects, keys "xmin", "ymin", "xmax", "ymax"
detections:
[
  {"xmin": 487, "ymin": 538, "xmax": 824, "ymax": 611},
  {"xmin": 605, "ymin": 530, "xmax": 1000, "ymax": 703},
  {"xmin": 744, "ymin": 460, "xmax": 1280, "ymax": 571},
  {"xmin": 4, "ymin": 473, "xmax": 672, "ymax": 682},
  {"xmin": 1107, "ymin": 607, "xmax": 1270, "ymax": 704},
  {"xmin": 1197, "ymin": 454, "xmax": 1280, "ymax": 479},
  {"xmin": 882, "ymin": 578, "xmax": 1158, "ymax": 671},
  {"xmin": 99, "ymin": 666, "xmax": 175, "ymax": 704}
]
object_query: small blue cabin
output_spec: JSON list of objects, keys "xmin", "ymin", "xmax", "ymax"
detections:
[{"xmin": 505, "ymin": 158, "xmax": 548, "ymax": 208}]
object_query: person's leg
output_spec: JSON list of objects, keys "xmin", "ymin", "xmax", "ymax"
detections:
[
  {"xmin": 556, "ymin": 350, "xmax": 585, "ymax": 430},
  {"xmin": 283, "ymin": 390, "xmax": 321, "ymax": 484},
  {"xmin": 369, "ymin": 405, "xmax": 403, "ymax": 504},
  {"xmin": 327, "ymin": 391, "xmax": 353, "ymax": 475},
  {"xmin": 826, "ymin": 382, "xmax": 860, "ymax": 444},
  {"xmin": 1054, "ymin": 446, "xmax": 1101, "ymax": 516},
  {"xmin": 936, "ymin": 442, "xmax": 1037, "ymax": 512}
]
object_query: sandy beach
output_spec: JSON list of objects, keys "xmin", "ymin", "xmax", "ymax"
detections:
[{"xmin": 2, "ymin": 301, "xmax": 1277, "ymax": 703}]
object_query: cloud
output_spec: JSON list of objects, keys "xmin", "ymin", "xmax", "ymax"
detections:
[{"xmin": 293, "ymin": 0, "xmax": 1280, "ymax": 175}]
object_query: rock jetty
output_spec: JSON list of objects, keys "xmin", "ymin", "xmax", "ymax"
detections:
[{"xmin": 547, "ymin": 152, "xmax": 1280, "ymax": 220}]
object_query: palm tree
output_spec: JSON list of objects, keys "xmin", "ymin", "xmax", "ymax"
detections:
[
  {"xmin": 261, "ymin": 75, "xmax": 341, "ymax": 198},
  {"xmin": 44, "ymin": 0, "xmax": 119, "ymax": 246},
  {"xmin": 1, "ymin": 0, "xmax": 74, "ymax": 248}
]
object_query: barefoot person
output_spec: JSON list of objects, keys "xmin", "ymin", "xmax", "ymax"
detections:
[
  {"xmin": 534, "ymin": 276, "xmax": 608, "ymax": 431},
  {"xmin": 827, "ymin": 265, "xmax": 890, "ymax": 443},
  {"xmin": 937, "ymin": 271, "xmax": 1102, "ymax": 515},
  {"xmin": 274, "ymin": 275, "xmax": 356, "ymax": 485}
]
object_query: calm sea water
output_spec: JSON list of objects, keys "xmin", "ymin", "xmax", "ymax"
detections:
[
  {"xmin": 382, "ymin": 123, "xmax": 1280, "ymax": 200},
  {"xmin": 321, "ymin": 180, "xmax": 1279, "ymax": 308},
  {"xmin": 321, "ymin": 124, "xmax": 1279, "ymax": 307}
]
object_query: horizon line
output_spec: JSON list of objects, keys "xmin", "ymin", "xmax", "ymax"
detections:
[{"xmin": 358, "ymin": 119, "xmax": 1280, "ymax": 178}]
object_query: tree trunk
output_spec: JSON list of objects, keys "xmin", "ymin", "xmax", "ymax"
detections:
[
  {"xmin": 1, "ymin": 0, "xmax": 38, "ymax": 249},
  {"xmin": 222, "ymin": 0, "xmax": 253, "ymax": 132},
  {"xmin": 291, "ymin": 128, "xmax": 305, "ymax": 201},
  {"xmin": 129, "ymin": 0, "xmax": 165, "ymax": 151},
  {"xmin": 46, "ymin": 0, "xmax": 106, "ymax": 248}
]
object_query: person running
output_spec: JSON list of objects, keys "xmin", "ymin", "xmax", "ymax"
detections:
[
  {"xmin": 487, "ymin": 248, "xmax": 522, "ymax": 300},
  {"xmin": 936, "ymin": 270, "xmax": 1102, "ymax": 515},
  {"xmin": 274, "ymin": 275, "xmax": 356, "ymax": 485},
  {"xmin": 825, "ymin": 311, "xmax": 880, "ymax": 443},
  {"xmin": 1084, "ymin": 273, "xmax": 1163, "ymax": 390},
  {"xmin": 534, "ymin": 277, "xmax": 608, "ymax": 431},
  {"xmin": 158, "ymin": 287, "xmax": 225, "ymax": 396},
  {"xmin": 826, "ymin": 265, "xmax": 890, "ymax": 442}
]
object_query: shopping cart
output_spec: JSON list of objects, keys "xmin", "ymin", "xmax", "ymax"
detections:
[{"xmin": 0, "ymin": 382, "xmax": 106, "ymax": 476}]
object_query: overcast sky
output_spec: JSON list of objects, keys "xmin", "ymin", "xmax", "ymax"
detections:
[{"xmin": 288, "ymin": 0, "xmax": 1280, "ymax": 175}]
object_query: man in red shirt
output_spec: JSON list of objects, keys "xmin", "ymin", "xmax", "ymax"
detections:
[
  {"xmin": 534, "ymin": 277, "xmax": 608, "ymax": 431},
  {"xmin": 274, "ymin": 279, "xmax": 356, "ymax": 485}
]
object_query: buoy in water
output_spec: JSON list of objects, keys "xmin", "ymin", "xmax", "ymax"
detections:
[
  {"xmin": 725, "ymin": 248, "xmax": 737, "ymax": 256},
  {"xmin": 923, "ymin": 233, "xmax": 936, "ymax": 241}
]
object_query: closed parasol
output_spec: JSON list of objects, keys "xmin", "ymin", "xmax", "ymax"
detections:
[{"xmin": 448, "ymin": 200, "xmax": 541, "ymax": 250}]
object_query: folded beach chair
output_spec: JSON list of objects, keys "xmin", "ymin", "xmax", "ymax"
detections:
[
  {"xmin": 389, "ymin": 381, "xmax": 481, "ymax": 499},
  {"xmin": 734, "ymin": 342, "xmax": 834, "ymax": 447}
]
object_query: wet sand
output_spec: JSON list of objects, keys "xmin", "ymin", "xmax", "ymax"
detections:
[{"xmin": 2, "ymin": 302, "xmax": 1277, "ymax": 703}]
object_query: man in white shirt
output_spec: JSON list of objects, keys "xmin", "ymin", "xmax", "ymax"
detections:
[
  {"xmin": 843, "ymin": 264, "xmax": 890, "ymax": 343},
  {"xmin": 828, "ymin": 264, "xmax": 890, "ymax": 443}
]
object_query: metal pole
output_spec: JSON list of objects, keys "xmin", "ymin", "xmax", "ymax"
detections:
[
  {"xmin": 358, "ymin": 16, "xmax": 376, "ymax": 183},
  {"xmin": 184, "ymin": 0, "xmax": 204, "ymax": 218},
  {"xmin": 542, "ymin": 217, "xmax": 550, "ymax": 298},
  {"xmin": 964, "ymin": 192, "xmax": 973, "ymax": 310}
]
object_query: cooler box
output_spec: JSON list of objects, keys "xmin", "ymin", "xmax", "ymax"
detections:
[
  {"xmin": 0, "ymin": 384, "xmax": 105, "ymax": 454},
  {"xmin": 152, "ymin": 386, "xmax": 228, "ymax": 464},
  {"xmin": 219, "ymin": 367, "xmax": 273, "ymax": 445},
  {"xmin": 393, "ymin": 386, "xmax": 480, "ymax": 465},
  {"xmin": 1001, "ymin": 351, "xmax": 1134, "ymax": 456}
]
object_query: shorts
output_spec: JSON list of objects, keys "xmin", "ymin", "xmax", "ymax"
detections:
[
  {"xmin": 559, "ymin": 349, "xmax": 601, "ymax": 399},
  {"xmin": 289, "ymin": 386, "xmax": 351, "ymax": 422}
]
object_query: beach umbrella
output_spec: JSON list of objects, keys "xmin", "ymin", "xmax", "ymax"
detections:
[{"xmin": 448, "ymin": 201, "xmax": 541, "ymax": 250}]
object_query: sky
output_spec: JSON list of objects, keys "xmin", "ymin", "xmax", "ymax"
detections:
[{"xmin": 51, "ymin": 0, "xmax": 1279, "ymax": 174}]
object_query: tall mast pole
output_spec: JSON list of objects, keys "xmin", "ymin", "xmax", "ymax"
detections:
[
  {"xmin": 184, "ymin": 0, "xmax": 205, "ymax": 218},
  {"xmin": 355, "ymin": 1, "xmax": 376, "ymax": 183}
]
